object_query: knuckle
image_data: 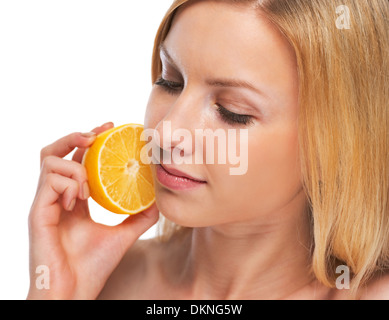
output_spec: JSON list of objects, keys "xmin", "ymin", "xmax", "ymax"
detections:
[
  {"xmin": 67, "ymin": 178, "xmax": 80, "ymax": 196},
  {"xmin": 65, "ymin": 160, "xmax": 87, "ymax": 181},
  {"xmin": 75, "ymin": 162, "xmax": 87, "ymax": 179},
  {"xmin": 40, "ymin": 146, "xmax": 49, "ymax": 163},
  {"xmin": 44, "ymin": 172, "xmax": 57, "ymax": 185},
  {"xmin": 40, "ymin": 155, "xmax": 55, "ymax": 170},
  {"xmin": 43, "ymin": 173, "xmax": 79, "ymax": 194},
  {"xmin": 67, "ymin": 132, "xmax": 81, "ymax": 145}
]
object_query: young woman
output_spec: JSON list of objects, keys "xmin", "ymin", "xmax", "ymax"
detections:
[{"xmin": 28, "ymin": 0, "xmax": 389, "ymax": 299}]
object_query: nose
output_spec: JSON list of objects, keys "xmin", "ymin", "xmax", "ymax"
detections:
[{"xmin": 154, "ymin": 92, "xmax": 201, "ymax": 164}]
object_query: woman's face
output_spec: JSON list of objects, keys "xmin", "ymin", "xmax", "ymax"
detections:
[{"xmin": 144, "ymin": 1, "xmax": 305, "ymax": 228}]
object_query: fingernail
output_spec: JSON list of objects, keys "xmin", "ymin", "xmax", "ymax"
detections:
[
  {"xmin": 68, "ymin": 198, "xmax": 76, "ymax": 211},
  {"xmin": 81, "ymin": 132, "xmax": 97, "ymax": 138},
  {"xmin": 82, "ymin": 181, "xmax": 90, "ymax": 200}
]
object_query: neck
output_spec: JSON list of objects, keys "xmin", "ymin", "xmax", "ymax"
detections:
[{"xmin": 181, "ymin": 191, "xmax": 317, "ymax": 299}]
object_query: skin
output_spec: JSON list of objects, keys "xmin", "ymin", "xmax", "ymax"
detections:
[
  {"xmin": 147, "ymin": 2, "xmax": 303, "ymax": 230},
  {"xmin": 28, "ymin": 1, "xmax": 389, "ymax": 300},
  {"xmin": 27, "ymin": 122, "xmax": 159, "ymax": 299}
]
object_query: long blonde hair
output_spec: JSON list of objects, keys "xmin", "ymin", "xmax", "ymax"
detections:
[{"xmin": 150, "ymin": 0, "xmax": 389, "ymax": 295}]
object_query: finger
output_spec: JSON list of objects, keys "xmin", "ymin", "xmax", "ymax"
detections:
[
  {"xmin": 114, "ymin": 202, "xmax": 159, "ymax": 251},
  {"xmin": 72, "ymin": 122, "xmax": 115, "ymax": 163},
  {"xmin": 30, "ymin": 173, "xmax": 80, "ymax": 228},
  {"xmin": 40, "ymin": 156, "xmax": 89, "ymax": 200},
  {"xmin": 40, "ymin": 132, "xmax": 97, "ymax": 166}
]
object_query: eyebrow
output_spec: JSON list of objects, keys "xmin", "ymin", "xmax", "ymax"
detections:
[
  {"xmin": 159, "ymin": 43, "xmax": 266, "ymax": 97},
  {"xmin": 205, "ymin": 78, "xmax": 265, "ymax": 97}
]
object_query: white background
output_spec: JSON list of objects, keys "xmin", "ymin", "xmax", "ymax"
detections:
[{"xmin": 0, "ymin": 0, "xmax": 172, "ymax": 300}]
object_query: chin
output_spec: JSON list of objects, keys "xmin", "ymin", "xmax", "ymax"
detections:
[{"xmin": 154, "ymin": 190, "xmax": 217, "ymax": 228}]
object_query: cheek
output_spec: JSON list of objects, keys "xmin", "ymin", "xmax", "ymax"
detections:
[
  {"xmin": 252, "ymin": 125, "xmax": 300, "ymax": 180},
  {"xmin": 144, "ymin": 88, "xmax": 170, "ymax": 130},
  {"xmin": 213, "ymin": 123, "xmax": 302, "ymax": 217}
]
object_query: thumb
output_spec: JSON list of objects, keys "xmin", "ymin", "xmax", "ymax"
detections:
[{"xmin": 114, "ymin": 202, "xmax": 160, "ymax": 250}]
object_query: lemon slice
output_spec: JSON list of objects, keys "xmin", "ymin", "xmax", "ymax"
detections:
[{"xmin": 82, "ymin": 124, "xmax": 155, "ymax": 215}]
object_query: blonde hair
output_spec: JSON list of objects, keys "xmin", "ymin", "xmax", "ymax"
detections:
[{"xmin": 151, "ymin": 0, "xmax": 389, "ymax": 295}]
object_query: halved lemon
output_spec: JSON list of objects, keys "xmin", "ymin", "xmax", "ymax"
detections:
[{"xmin": 82, "ymin": 124, "xmax": 155, "ymax": 215}]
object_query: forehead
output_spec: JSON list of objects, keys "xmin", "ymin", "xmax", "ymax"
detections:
[{"xmin": 163, "ymin": 1, "xmax": 297, "ymax": 99}]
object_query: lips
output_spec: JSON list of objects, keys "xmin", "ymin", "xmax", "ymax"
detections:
[
  {"xmin": 155, "ymin": 163, "xmax": 206, "ymax": 191},
  {"xmin": 159, "ymin": 163, "xmax": 206, "ymax": 182}
]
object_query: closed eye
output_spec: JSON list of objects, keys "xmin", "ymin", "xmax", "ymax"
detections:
[
  {"xmin": 215, "ymin": 104, "xmax": 254, "ymax": 126},
  {"xmin": 155, "ymin": 77, "xmax": 253, "ymax": 126},
  {"xmin": 155, "ymin": 77, "xmax": 183, "ymax": 95}
]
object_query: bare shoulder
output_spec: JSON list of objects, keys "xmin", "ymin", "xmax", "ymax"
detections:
[
  {"xmin": 97, "ymin": 237, "xmax": 164, "ymax": 300},
  {"xmin": 359, "ymin": 272, "xmax": 389, "ymax": 300}
]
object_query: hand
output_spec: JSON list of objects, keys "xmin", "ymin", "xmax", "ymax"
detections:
[{"xmin": 27, "ymin": 122, "xmax": 159, "ymax": 300}]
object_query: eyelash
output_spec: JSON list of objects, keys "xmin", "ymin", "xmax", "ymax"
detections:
[
  {"xmin": 155, "ymin": 77, "xmax": 183, "ymax": 95},
  {"xmin": 155, "ymin": 77, "xmax": 254, "ymax": 126}
]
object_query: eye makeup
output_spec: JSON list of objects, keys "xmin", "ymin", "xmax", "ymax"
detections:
[{"xmin": 155, "ymin": 77, "xmax": 254, "ymax": 126}]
